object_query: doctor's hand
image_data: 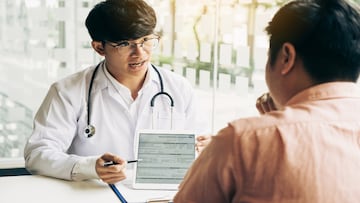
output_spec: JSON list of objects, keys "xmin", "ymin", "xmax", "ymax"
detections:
[
  {"xmin": 255, "ymin": 92, "xmax": 277, "ymax": 115},
  {"xmin": 195, "ymin": 135, "xmax": 212, "ymax": 154},
  {"xmin": 96, "ymin": 153, "xmax": 127, "ymax": 184}
]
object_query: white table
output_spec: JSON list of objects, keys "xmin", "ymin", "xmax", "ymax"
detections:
[{"xmin": 0, "ymin": 174, "xmax": 177, "ymax": 203}]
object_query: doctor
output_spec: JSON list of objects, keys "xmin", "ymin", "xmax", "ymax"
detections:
[{"xmin": 24, "ymin": 0, "xmax": 209, "ymax": 184}]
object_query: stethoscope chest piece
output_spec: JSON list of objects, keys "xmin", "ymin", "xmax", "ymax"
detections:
[{"xmin": 84, "ymin": 125, "xmax": 96, "ymax": 138}]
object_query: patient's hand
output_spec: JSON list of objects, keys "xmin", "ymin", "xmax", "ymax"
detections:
[{"xmin": 256, "ymin": 92, "xmax": 277, "ymax": 115}]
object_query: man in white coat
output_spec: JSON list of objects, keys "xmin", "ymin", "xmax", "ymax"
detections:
[{"xmin": 24, "ymin": 0, "xmax": 209, "ymax": 184}]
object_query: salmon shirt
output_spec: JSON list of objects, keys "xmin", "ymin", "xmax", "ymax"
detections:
[{"xmin": 174, "ymin": 82, "xmax": 360, "ymax": 203}]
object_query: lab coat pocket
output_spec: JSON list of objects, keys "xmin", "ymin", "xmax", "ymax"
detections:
[{"xmin": 156, "ymin": 111, "xmax": 186, "ymax": 130}]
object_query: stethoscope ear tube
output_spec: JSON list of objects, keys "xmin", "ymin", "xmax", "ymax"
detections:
[
  {"xmin": 150, "ymin": 92, "xmax": 174, "ymax": 107},
  {"xmin": 150, "ymin": 92, "xmax": 174, "ymax": 130}
]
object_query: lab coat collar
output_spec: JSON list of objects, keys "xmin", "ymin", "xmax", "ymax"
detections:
[{"xmin": 89, "ymin": 60, "xmax": 108, "ymax": 93}]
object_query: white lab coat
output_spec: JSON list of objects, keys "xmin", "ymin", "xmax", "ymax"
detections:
[{"xmin": 24, "ymin": 62, "xmax": 207, "ymax": 180}]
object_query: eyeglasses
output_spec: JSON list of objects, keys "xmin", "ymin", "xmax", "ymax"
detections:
[{"xmin": 104, "ymin": 35, "xmax": 160, "ymax": 53}]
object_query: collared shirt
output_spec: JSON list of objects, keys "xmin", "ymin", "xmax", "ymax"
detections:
[
  {"xmin": 174, "ymin": 82, "xmax": 360, "ymax": 203},
  {"xmin": 104, "ymin": 65, "xmax": 150, "ymax": 126}
]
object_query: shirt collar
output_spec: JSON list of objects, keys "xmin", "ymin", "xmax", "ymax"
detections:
[
  {"xmin": 102, "ymin": 62, "xmax": 158, "ymax": 97},
  {"xmin": 286, "ymin": 82, "xmax": 360, "ymax": 106}
]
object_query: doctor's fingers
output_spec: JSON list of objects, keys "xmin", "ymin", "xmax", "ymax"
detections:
[
  {"xmin": 196, "ymin": 135, "xmax": 212, "ymax": 142},
  {"xmin": 96, "ymin": 159, "xmax": 126, "ymax": 176},
  {"xmin": 98, "ymin": 167, "xmax": 127, "ymax": 184},
  {"xmin": 99, "ymin": 153, "xmax": 125, "ymax": 165},
  {"xmin": 195, "ymin": 135, "xmax": 212, "ymax": 153},
  {"xmin": 97, "ymin": 162, "xmax": 126, "ymax": 172},
  {"xmin": 195, "ymin": 136, "xmax": 212, "ymax": 147},
  {"xmin": 100, "ymin": 172, "xmax": 127, "ymax": 184}
]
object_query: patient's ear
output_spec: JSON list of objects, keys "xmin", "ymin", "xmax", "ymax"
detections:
[
  {"xmin": 92, "ymin": 41, "xmax": 105, "ymax": 56},
  {"xmin": 280, "ymin": 42, "xmax": 296, "ymax": 75}
]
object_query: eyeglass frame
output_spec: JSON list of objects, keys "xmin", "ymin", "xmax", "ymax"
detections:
[{"xmin": 102, "ymin": 34, "xmax": 160, "ymax": 53}]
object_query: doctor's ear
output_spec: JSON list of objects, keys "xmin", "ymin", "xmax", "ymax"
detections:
[{"xmin": 91, "ymin": 41, "xmax": 105, "ymax": 56}]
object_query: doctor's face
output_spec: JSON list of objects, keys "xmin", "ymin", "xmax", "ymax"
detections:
[{"xmin": 95, "ymin": 34, "xmax": 160, "ymax": 78}]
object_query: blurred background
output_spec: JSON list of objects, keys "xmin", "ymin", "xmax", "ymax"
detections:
[{"xmin": 1, "ymin": 0, "xmax": 359, "ymax": 164}]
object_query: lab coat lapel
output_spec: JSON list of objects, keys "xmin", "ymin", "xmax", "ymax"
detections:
[{"xmin": 89, "ymin": 62, "xmax": 108, "ymax": 94}]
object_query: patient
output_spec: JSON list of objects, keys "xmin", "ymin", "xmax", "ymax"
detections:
[{"xmin": 174, "ymin": 0, "xmax": 360, "ymax": 202}]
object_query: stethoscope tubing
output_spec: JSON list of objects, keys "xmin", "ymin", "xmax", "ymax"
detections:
[
  {"xmin": 84, "ymin": 62, "xmax": 174, "ymax": 138},
  {"xmin": 87, "ymin": 63, "xmax": 100, "ymax": 129}
]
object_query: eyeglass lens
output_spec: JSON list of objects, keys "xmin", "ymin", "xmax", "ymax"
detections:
[{"xmin": 118, "ymin": 38, "xmax": 159, "ymax": 52}]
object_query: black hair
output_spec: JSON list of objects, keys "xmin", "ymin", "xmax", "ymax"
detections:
[
  {"xmin": 85, "ymin": 0, "xmax": 156, "ymax": 42},
  {"xmin": 265, "ymin": 0, "xmax": 360, "ymax": 82}
]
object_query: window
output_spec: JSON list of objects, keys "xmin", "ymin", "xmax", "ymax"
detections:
[{"xmin": 0, "ymin": 0, "xmax": 280, "ymax": 161}]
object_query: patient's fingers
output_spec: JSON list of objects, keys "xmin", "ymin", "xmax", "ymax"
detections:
[{"xmin": 256, "ymin": 93, "xmax": 277, "ymax": 114}]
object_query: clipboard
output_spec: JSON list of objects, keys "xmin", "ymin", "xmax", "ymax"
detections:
[{"xmin": 132, "ymin": 129, "xmax": 196, "ymax": 190}]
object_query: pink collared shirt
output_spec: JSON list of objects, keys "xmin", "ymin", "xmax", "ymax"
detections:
[{"xmin": 174, "ymin": 82, "xmax": 360, "ymax": 203}]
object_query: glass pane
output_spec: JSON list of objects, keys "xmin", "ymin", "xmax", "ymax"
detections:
[
  {"xmin": 150, "ymin": 0, "xmax": 278, "ymax": 131},
  {"xmin": 4, "ymin": 0, "xmax": 334, "ymax": 164}
]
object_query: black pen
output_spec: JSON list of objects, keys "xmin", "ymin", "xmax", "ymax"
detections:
[
  {"xmin": 127, "ymin": 159, "xmax": 140, "ymax": 163},
  {"xmin": 103, "ymin": 159, "xmax": 141, "ymax": 167}
]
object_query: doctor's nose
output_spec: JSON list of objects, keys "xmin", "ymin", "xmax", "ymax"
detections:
[{"xmin": 130, "ymin": 44, "xmax": 146, "ymax": 56}]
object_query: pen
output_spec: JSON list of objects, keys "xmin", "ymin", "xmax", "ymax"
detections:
[
  {"xmin": 127, "ymin": 159, "xmax": 140, "ymax": 163},
  {"xmin": 103, "ymin": 159, "xmax": 141, "ymax": 167},
  {"xmin": 109, "ymin": 183, "xmax": 128, "ymax": 203}
]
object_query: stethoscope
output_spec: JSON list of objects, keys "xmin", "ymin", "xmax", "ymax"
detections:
[{"xmin": 84, "ymin": 62, "xmax": 174, "ymax": 138}]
